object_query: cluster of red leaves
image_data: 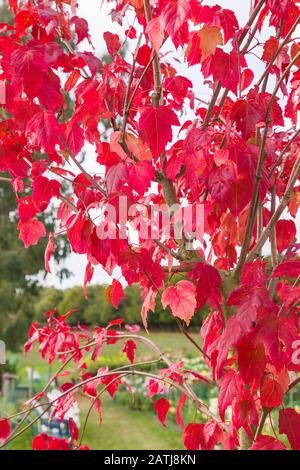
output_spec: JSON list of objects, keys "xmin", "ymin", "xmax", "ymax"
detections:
[{"xmin": 0, "ymin": 0, "xmax": 300, "ymax": 451}]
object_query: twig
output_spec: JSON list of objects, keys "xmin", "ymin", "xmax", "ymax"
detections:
[
  {"xmin": 119, "ymin": 34, "xmax": 143, "ymax": 154},
  {"xmin": 174, "ymin": 318, "xmax": 211, "ymax": 361},
  {"xmin": 257, "ymin": 16, "xmax": 300, "ymax": 88},
  {"xmin": 201, "ymin": 81, "xmax": 222, "ymax": 129},
  {"xmin": 254, "ymin": 408, "xmax": 268, "ymax": 440},
  {"xmin": 269, "ymin": 129, "xmax": 300, "ymax": 178},
  {"xmin": 247, "ymin": 155, "xmax": 300, "ymax": 262},
  {"xmin": 59, "ymin": 135, "xmax": 107, "ymax": 198},
  {"xmin": 143, "ymin": 0, "xmax": 162, "ymax": 107}
]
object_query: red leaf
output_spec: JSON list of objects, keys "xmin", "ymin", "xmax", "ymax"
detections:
[
  {"xmin": 32, "ymin": 434, "xmax": 71, "ymax": 451},
  {"xmin": 148, "ymin": 379, "xmax": 164, "ymax": 398},
  {"xmin": 106, "ymin": 163, "xmax": 128, "ymax": 194},
  {"xmin": 218, "ymin": 370, "xmax": 243, "ymax": 421},
  {"xmin": 105, "ymin": 279, "xmax": 125, "ymax": 309},
  {"xmin": 203, "ymin": 420, "xmax": 224, "ymax": 450},
  {"xmin": 18, "ymin": 219, "xmax": 46, "ymax": 248},
  {"xmin": 198, "ymin": 5, "xmax": 239, "ymax": 43},
  {"xmin": 272, "ymin": 260, "xmax": 300, "ymax": 278},
  {"xmin": 176, "ymin": 394, "xmax": 187, "ymax": 428},
  {"xmin": 71, "ymin": 16, "xmax": 90, "ymax": 45},
  {"xmin": 279, "ymin": 408, "xmax": 300, "ymax": 450},
  {"xmin": 262, "ymin": 36, "xmax": 279, "ymax": 62},
  {"xmin": 0, "ymin": 419, "xmax": 10, "ymax": 443},
  {"xmin": 146, "ymin": 18, "xmax": 164, "ymax": 54},
  {"xmin": 260, "ymin": 366, "xmax": 289, "ymax": 409},
  {"xmin": 101, "ymin": 373, "xmax": 121, "ymax": 398},
  {"xmin": 190, "ymin": 262, "xmax": 222, "ymax": 310},
  {"xmin": 66, "ymin": 211, "xmax": 92, "ymax": 254},
  {"xmin": 122, "ymin": 340, "xmax": 136, "ymax": 364},
  {"xmin": 240, "ymin": 69, "xmax": 254, "ymax": 92},
  {"xmin": 10, "ymin": 43, "xmax": 48, "ymax": 98},
  {"xmin": 32, "ymin": 176, "xmax": 61, "ymax": 211},
  {"xmin": 68, "ymin": 417, "xmax": 79, "ymax": 441},
  {"xmin": 276, "ymin": 219, "xmax": 296, "ymax": 253},
  {"xmin": 161, "ymin": 280, "xmax": 197, "ymax": 326},
  {"xmin": 165, "ymin": 75, "xmax": 192, "ymax": 105},
  {"xmin": 161, "ymin": 0, "xmax": 189, "ymax": 42},
  {"xmin": 237, "ymin": 340, "xmax": 266, "ymax": 384},
  {"xmin": 136, "ymin": 44, "xmax": 152, "ymax": 66},
  {"xmin": 141, "ymin": 288, "xmax": 157, "ymax": 331},
  {"xmin": 63, "ymin": 121, "xmax": 85, "ymax": 156},
  {"xmin": 44, "ymin": 232, "xmax": 55, "ymax": 273},
  {"xmin": 250, "ymin": 435, "xmax": 286, "ymax": 450},
  {"xmin": 26, "ymin": 110, "xmax": 60, "ymax": 153},
  {"xmin": 231, "ymin": 88, "xmax": 283, "ymax": 139},
  {"xmin": 128, "ymin": 161, "xmax": 154, "ymax": 196},
  {"xmin": 103, "ymin": 32, "xmax": 121, "ymax": 56},
  {"xmin": 65, "ymin": 70, "xmax": 81, "ymax": 92},
  {"xmin": 83, "ymin": 261, "xmax": 94, "ymax": 300},
  {"xmin": 183, "ymin": 423, "xmax": 205, "ymax": 450},
  {"xmin": 154, "ymin": 397, "xmax": 170, "ymax": 426},
  {"xmin": 139, "ymin": 106, "xmax": 179, "ymax": 159},
  {"xmin": 202, "ymin": 49, "xmax": 240, "ymax": 95}
]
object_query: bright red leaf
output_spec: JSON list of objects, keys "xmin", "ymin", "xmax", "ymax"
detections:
[
  {"xmin": 154, "ymin": 397, "xmax": 170, "ymax": 426},
  {"xmin": 279, "ymin": 408, "xmax": 300, "ymax": 450},
  {"xmin": 161, "ymin": 280, "xmax": 197, "ymax": 326},
  {"xmin": 139, "ymin": 106, "xmax": 179, "ymax": 159}
]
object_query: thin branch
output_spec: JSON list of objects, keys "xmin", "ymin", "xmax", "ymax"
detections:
[
  {"xmin": 0, "ymin": 176, "xmax": 11, "ymax": 183},
  {"xmin": 174, "ymin": 317, "xmax": 211, "ymax": 361},
  {"xmin": 247, "ymin": 155, "xmax": 300, "ymax": 262},
  {"xmin": 254, "ymin": 408, "xmax": 269, "ymax": 440},
  {"xmin": 153, "ymin": 239, "xmax": 183, "ymax": 261},
  {"xmin": 269, "ymin": 129, "xmax": 300, "ymax": 178},
  {"xmin": 257, "ymin": 15, "xmax": 300, "ymax": 88},
  {"xmin": 214, "ymin": 0, "xmax": 266, "ymax": 121},
  {"xmin": 287, "ymin": 375, "xmax": 300, "ymax": 393},
  {"xmin": 201, "ymin": 81, "xmax": 222, "ymax": 129},
  {"xmin": 268, "ymin": 186, "xmax": 278, "ymax": 296},
  {"xmin": 119, "ymin": 34, "xmax": 143, "ymax": 154},
  {"xmin": 59, "ymin": 135, "xmax": 107, "ymax": 198},
  {"xmin": 143, "ymin": 0, "xmax": 162, "ymax": 107}
]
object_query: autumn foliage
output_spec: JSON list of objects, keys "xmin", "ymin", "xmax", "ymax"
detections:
[{"xmin": 0, "ymin": 0, "xmax": 300, "ymax": 451}]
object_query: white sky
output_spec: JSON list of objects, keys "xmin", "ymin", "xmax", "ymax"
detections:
[{"xmin": 39, "ymin": 1, "xmax": 298, "ymax": 290}]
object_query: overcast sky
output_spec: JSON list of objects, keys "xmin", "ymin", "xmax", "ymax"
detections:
[{"xmin": 39, "ymin": 1, "xmax": 298, "ymax": 290}]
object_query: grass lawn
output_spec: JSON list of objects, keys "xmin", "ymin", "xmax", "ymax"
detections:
[
  {"xmin": 79, "ymin": 397, "xmax": 184, "ymax": 450},
  {"xmin": 3, "ymin": 331, "xmax": 200, "ymax": 450}
]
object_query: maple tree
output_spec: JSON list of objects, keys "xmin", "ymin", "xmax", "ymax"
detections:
[{"xmin": 0, "ymin": 0, "xmax": 300, "ymax": 451}]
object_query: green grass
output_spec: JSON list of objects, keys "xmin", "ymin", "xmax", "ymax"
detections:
[
  {"xmin": 80, "ymin": 397, "xmax": 183, "ymax": 450},
  {"xmin": 100, "ymin": 330, "xmax": 201, "ymax": 360},
  {"xmin": 4, "ymin": 331, "xmax": 200, "ymax": 450}
]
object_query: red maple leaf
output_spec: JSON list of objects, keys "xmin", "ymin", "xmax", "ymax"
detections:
[
  {"xmin": 279, "ymin": 408, "xmax": 300, "ymax": 450},
  {"xmin": 154, "ymin": 397, "xmax": 170, "ymax": 426},
  {"xmin": 18, "ymin": 219, "xmax": 46, "ymax": 248},
  {"xmin": 161, "ymin": 280, "xmax": 197, "ymax": 326},
  {"xmin": 250, "ymin": 435, "xmax": 286, "ymax": 450},
  {"xmin": 139, "ymin": 106, "xmax": 179, "ymax": 159},
  {"xmin": 105, "ymin": 279, "xmax": 125, "ymax": 309},
  {"xmin": 26, "ymin": 110, "xmax": 60, "ymax": 153}
]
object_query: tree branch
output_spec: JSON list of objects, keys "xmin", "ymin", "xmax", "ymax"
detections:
[
  {"xmin": 236, "ymin": 51, "xmax": 300, "ymax": 275},
  {"xmin": 143, "ymin": 0, "xmax": 162, "ymax": 108},
  {"xmin": 119, "ymin": 34, "xmax": 142, "ymax": 155},
  {"xmin": 247, "ymin": 154, "xmax": 300, "ymax": 262}
]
